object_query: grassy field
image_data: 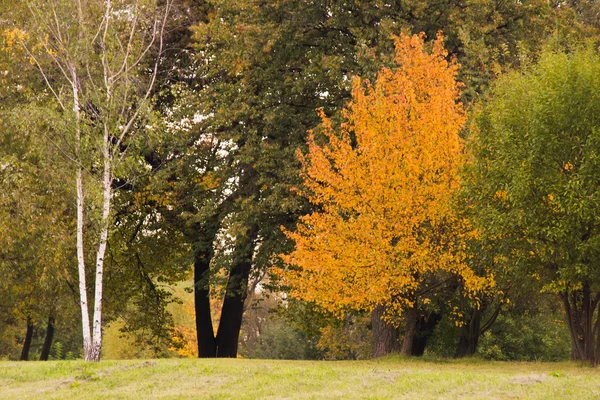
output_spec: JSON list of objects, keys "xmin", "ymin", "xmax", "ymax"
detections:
[{"xmin": 1, "ymin": 357, "xmax": 598, "ymax": 399}]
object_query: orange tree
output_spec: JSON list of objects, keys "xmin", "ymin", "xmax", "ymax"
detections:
[{"xmin": 281, "ymin": 33, "xmax": 490, "ymax": 356}]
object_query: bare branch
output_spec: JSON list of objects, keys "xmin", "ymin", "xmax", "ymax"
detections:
[
  {"xmin": 111, "ymin": 0, "xmax": 140, "ymax": 81},
  {"xmin": 101, "ymin": 0, "xmax": 113, "ymax": 93},
  {"xmin": 40, "ymin": 41, "xmax": 76, "ymax": 85},
  {"xmin": 51, "ymin": 2, "xmax": 65, "ymax": 46},
  {"xmin": 114, "ymin": 0, "xmax": 172, "ymax": 155}
]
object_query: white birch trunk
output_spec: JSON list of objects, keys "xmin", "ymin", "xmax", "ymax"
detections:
[
  {"xmin": 72, "ymin": 70, "xmax": 93, "ymax": 361},
  {"xmin": 90, "ymin": 124, "xmax": 112, "ymax": 362},
  {"xmin": 88, "ymin": 0, "xmax": 114, "ymax": 360}
]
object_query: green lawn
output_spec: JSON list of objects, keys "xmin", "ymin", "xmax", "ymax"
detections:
[{"xmin": 0, "ymin": 357, "xmax": 598, "ymax": 399}]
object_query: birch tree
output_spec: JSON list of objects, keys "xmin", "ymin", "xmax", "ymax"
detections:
[{"xmin": 9, "ymin": 0, "xmax": 171, "ymax": 361}]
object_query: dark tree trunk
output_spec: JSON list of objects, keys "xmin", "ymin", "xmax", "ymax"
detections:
[
  {"xmin": 215, "ymin": 223, "xmax": 259, "ymax": 358},
  {"xmin": 400, "ymin": 305, "xmax": 418, "ymax": 356},
  {"xmin": 566, "ymin": 290, "xmax": 585, "ymax": 361},
  {"xmin": 192, "ymin": 170, "xmax": 257, "ymax": 358},
  {"xmin": 582, "ymin": 284, "xmax": 596, "ymax": 363},
  {"xmin": 371, "ymin": 305, "xmax": 400, "ymax": 358},
  {"xmin": 194, "ymin": 239, "xmax": 217, "ymax": 358},
  {"xmin": 455, "ymin": 309, "xmax": 482, "ymax": 358},
  {"xmin": 454, "ymin": 294, "xmax": 503, "ymax": 359},
  {"xmin": 411, "ymin": 312, "xmax": 441, "ymax": 356},
  {"xmin": 571, "ymin": 340, "xmax": 583, "ymax": 361},
  {"xmin": 39, "ymin": 315, "xmax": 55, "ymax": 361},
  {"xmin": 562, "ymin": 291, "xmax": 585, "ymax": 361},
  {"xmin": 20, "ymin": 317, "xmax": 34, "ymax": 361},
  {"xmin": 595, "ymin": 312, "xmax": 600, "ymax": 363},
  {"xmin": 190, "ymin": 195, "xmax": 234, "ymax": 358},
  {"xmin": 561, "ymin": 286, "xmax": 600, "ymax": 365}
]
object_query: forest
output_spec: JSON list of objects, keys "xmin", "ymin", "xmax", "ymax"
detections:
[{"xmin": 1, "ymin": 0, "xmax": 600, "ymax": 369}]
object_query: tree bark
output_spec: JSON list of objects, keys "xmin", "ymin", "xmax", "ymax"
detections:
[
  {"xmin": 400, "ymin": 305, "xmax": 418, "ymax": 356},
  {"xmin": 371, "ymin": 305, "xmax": 400, "ymax": 358},
  {"xmin": 582, "ymin": 284, "xmax": 594, "ymax": 363},
  {"xmin": 455, "ymin": 309, "xmax": 482, "ymax": 358},
  {"xmin": 71, "ymin": 67, "xmax": 93, "ymax": 362},
  {"xmin": 562, "ymin": 290, "xmax": 585, "ymax": 361},
  {"xmin": 20, "ymin": 317, "xmax": 34, "ymax": 361},
  {"xmin": 411, "ymin": 312, "xmax": 441, "ymax": 356},
  {"xmin": 582, "ymin": 284, "xmax": 599, "ymax": 364},
  {"xmin": 194, "ymin": 236, "xmax": 217, "ymax": 358},
  {"xmin": 39, "ymin": 315, "xmax": 55, "ymax": 361},
  {"xmin": 189, "ymin": 198, "xmax": 232, "ymax": 358},
  {"xmin": 561, "ymin": 287, "xmax": 600, "ymax": 365},
  {"xmin": 215, "ymin": 223, "xmax": 259, "ymax": 358},
  {"xmin": 89, "ymin": 124, "xmax": 113, "ymax": 362}
]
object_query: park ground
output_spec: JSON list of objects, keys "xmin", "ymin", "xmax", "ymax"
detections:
[{"xmin": 0, "ymin": 357, "xmax": 598, "ymax": 399}]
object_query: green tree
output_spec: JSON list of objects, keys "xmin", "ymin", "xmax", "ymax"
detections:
[{"xmin": 469, "ymin": 44, "xmax": 600, "ymax": 364}]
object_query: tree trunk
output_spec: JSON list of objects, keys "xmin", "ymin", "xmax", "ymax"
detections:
[
  {"xmin": 39, "ymin": 315, "xmax": 55, "ymax": 361},
  {"xmin": 455, "ymin": 309, "xmax": 482, "ymax": 358},
  {"xmin": 582, "ymin": 284, "xmax": 595, "ymax": 363},
  {"xmin": 595, "ymin": 311, "xmax": 600, "ymax": 363},
  {"xmin": 400, "ymin": 305, "xmax": 418, "ymax": 356},
  {"xmin": 215, "ymin": 223, "xmax": 259, "ymax": 358},
  {"xmin": 72, "ymin": 68, "xmax": 93, "ymax": 362},
  {"xmin": 191, "ymin": 206, "xmax": 228, "ymax": 358},
  {"xmin": 562, "ymin": 291, "xmax": 585, "ymax": 361},
  {"xmin": 411, "ymin": 312, "xmax": 441, "ymax": 356},
  {"xmin": 561, "ymin": 287, "xmax": 600, "ymax": 365},
  {"xmin": 571, "ymin": 339, "xmax": 584, "ymax": 361},
  {"xmin": 88, "ymin": 125, "xmax": 113, "ymax": 362},
  {"xmin": 371, "ymin": 305, "xmax": 400, "ymax": 358},
  {"xmin": 194, "ymin": 238, "xmax": 217, "ymax": 358},
  {"xmin": 20, "ymin": 318, "xmax": 34, "ymax": 361}
]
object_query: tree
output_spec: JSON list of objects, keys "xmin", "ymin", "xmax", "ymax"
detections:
[
  {"xmin": 179, "ymin": 0, "xmax": 403, "ymax": 358},
  {"xmin": 8, "ymin": 0, "xmax": 171, "ymax": 361},
  {"xmin": 469, "ymin": 44, "xmax": 600, "ymax": 364},
  {"xmin": 281, "ymin": 33, "xmax": 490, "ymax": 356}
]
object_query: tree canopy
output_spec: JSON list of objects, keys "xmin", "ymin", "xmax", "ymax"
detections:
[
  {"xmin": 281, "ymin": 33, "xmax": 491, "ymax": 355},
  {"xmin": 469, "ymin": 44, "xmax": 600, "ymax": 364}
]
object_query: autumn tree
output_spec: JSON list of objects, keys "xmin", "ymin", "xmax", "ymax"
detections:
[
  {"xmin": 281, "ymin": 33, "xmax": 489, "ymax": 356},
  {"xmin": 469, "ymin": 44, "xmax": 600, "ymax": 365}
]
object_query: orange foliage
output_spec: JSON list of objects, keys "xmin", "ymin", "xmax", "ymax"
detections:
[
  {"xmin": 169, "ymin": 298, "xmax": 198, "ymax": 358},
  {"xmin": 281, "ymin": 33, "xmax": 489, "ymax": 320},
  {"xmin": 169, "ymin": 281, "xmax": 225, "ymax": 358}
]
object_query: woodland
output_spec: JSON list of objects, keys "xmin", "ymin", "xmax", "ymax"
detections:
[{"xmin": 1, "ymin": 0, "xmax": 600, "ymax": 367}]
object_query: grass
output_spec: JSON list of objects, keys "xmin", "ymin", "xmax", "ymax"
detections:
[{"xmin": 0, "ymin": 357, "xmax": 598, "ymax": 399}]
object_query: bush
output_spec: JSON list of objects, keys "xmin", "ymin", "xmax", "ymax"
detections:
[
  {"xmin": 478, "ymin": 309, "xmax": 571, "ymax": 361},
  {"xmin": 241, "ymin": 317, "xmax": 320, "ymax": 360}
]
